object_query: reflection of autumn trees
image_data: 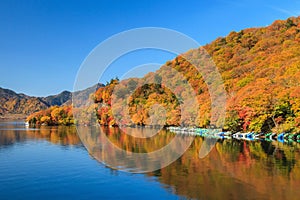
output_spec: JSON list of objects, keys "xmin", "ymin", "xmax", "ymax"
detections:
[
  {"xmin": 78, "ymin": 126, "xmax": 194, "ymax": 172},
  {"xmin": 100, "ymin": 127, "xmax": 175, "ymax": 152},
  {"xmin": 77, "ymin": 125, "xmax": 300, "ymax": 199},
  {"xmin": 3, "ymin": 122, "xmax": 300, "ymax": 200},
  {"xmin": 147, "ymin": 139, "xmax": 300, "ymax": 200},
  {"xmin": 0, "ymin": 126, "xmax": 81, "ymax": 146},
  {"xmin": 0, "ymin": 130, "xmax": 27, "ymax": 146}
]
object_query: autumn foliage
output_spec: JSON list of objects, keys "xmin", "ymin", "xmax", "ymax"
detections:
[
  {"xmin": 27, "ymin": 105, "xmax": 74, "ymax": 126},
  {"xmin": 28, "ymin": 17, "xmax": 300, "ymax": 133}
]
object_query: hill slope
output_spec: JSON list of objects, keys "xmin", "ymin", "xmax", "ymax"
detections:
[
  {"xmin": 93, "ymin": 16, "xmax": 300, "ymax": 133},
  {"xmin": 0, "ymin": 87, "xmax": 49, "ymax": 118},
  {"xmin": 27, "ymin": 17, "xmax": 300, "ymax": 133},
  {"xmin": 0, "ymin": 83, "xmax": 105, "ymax": 120},
  {"xmin": 42, "ymin": 91, "xmax": 72, "ymax": 106}
]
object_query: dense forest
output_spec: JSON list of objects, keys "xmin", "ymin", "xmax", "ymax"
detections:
[{"xmin": 27, "ymin": 17, "xmax": 300, "ymax": 133}]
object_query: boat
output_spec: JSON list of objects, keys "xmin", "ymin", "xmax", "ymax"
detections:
[
  {"xmin": 167, "ymin": 126, "xmax": 300, "ymax": 143},
  {"xmin": 277, "ymin": 133, "xmax": 285, "ymax": 143}
]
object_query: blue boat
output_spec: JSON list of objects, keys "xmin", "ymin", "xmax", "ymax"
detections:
[{"xmin": 277, "ymin": 133, "xmax": 285, "ymax": 143}]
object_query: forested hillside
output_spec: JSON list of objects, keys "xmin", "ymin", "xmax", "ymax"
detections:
[
  {"xmin": 27, "ymin": 17, "xmax": 300, "ymax": 133},
  {"xmin": 0, "ymin": 87, "xmax": 49, "ymax": 118},
  {"xmin": 0, "ymin": 83, "xmax": 104, "ymax": 119},
  {"xmin": 0, "ymin": 87, "xmax": 74, "ymax": 119}
]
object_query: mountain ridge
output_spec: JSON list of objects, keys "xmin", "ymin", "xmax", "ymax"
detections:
[
  {"xmin": 0, "ymin": 87, "xmax": 70, "ymax": 119},
  {"xmin": 0, "ymin": 83, "xmax": 104, "ymax": 119},
  {"xmin": 25, "ymin": 16, "xmax": 300, "ymax": 133}
]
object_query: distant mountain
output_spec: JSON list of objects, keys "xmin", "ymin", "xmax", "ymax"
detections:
[
  {"xmin": 0, "ymin": 83, "xmax": 104, "ymax": 119},
  {"xmin": 64, "ymin": 83, "xmax": 104, "ymax": 107},
  {"xmin": 0, "ymin": 87, "xmax": 49, "ymax": 118},
  {"xmin": 41, "ymin": 91, "xmax": 72, "ymax": 106}
]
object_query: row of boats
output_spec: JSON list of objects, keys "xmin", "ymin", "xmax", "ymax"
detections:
[{"xmin": 166, "ymin": 126, "xmax": 300, "ymax": 143}]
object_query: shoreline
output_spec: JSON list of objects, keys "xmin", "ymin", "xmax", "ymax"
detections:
[{"xmin": 0, "ymin": 114, "xmax": 26, "ymax": 120}]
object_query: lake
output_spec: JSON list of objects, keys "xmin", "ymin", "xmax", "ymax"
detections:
[{"xmin": 0, "ymin": 121, "xmax": 300, "ymax": 199}]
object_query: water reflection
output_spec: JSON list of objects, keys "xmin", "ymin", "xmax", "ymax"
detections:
[
  {"xmin": 0, "ymin": 122, "xmax": 81, "ymax": 147},
  {"xmin": 1, "ymin": 122, "xmax": 300, "ymax": 199},
  {"xmin": 77, "ymin": 126, "xmax": 195, "ymax": 173},
  {"xmin": 150, "ymin": 140, "xmax": 300, "ymax": 199},
  {"xmin": 78, "ymin": 126, "xmax": 300, "ymax": 200}
]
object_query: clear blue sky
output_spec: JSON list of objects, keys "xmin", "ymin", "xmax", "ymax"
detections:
[{"xmin": 0, "ymin": 0, "xmax": 299, "ymax": 96}]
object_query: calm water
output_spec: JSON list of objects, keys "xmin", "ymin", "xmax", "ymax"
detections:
[{"xmin": 1, "ymin": 121, "xmax": 300, "ymax": 199}]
